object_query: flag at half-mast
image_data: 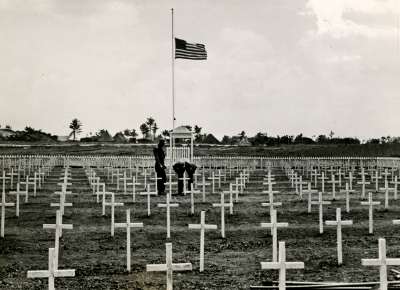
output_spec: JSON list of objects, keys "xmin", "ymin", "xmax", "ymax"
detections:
[{"xmin": 175, "ymin": 38, "xmax": 207, "ymax": 60}]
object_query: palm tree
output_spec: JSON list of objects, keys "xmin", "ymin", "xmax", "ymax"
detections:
[
  {"xmin": 162, "ymin": 130, "xmax": 170, "ymax": 138},
  {"xmin": 123, "ymin": 129, "xmax": 131, "ymax": 137},
  {"xmin": 152, "ymin": 123, "xmax": 159, "ymax": 140},
  {"xmin": 130, "ymin": 129, "xmax": 138, "ymax": 139},
  {"xmin": 69, "ymin": 118, "xmax": 82, "ymax": 141},
  {"xmin": 139, "ymin": 123, "xmax": 149, "ymax": 139},
  {"xmin": 194, "ymin": 125, "xmax": 202, "ymax": 141},
  {"xmin": 239, "ymin": 130, "xmax": 246, "ymax": 140},
  {"xmin": 146, "ymin": 117, "xmax": 155, "ymax": 140}
]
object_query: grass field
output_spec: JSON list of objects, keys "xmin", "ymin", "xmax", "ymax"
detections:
[
  {"xmin": 1, "ymin": 143, "xmax": 400, "ymax": 157},
  {"xmin": 1, "ymin": 164, "xmax": 400, "ymax": 289}
]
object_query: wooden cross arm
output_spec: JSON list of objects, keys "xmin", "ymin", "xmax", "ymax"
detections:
[
  {"xmin": 139, "ymin": 192, "xmax": 157, "ymax": 196},
  {"xmin": 285, "ymin": 262, "xmax": 305, "ymax": 269},
  {"xmin": 1, "ymin": 202, "xmax": 15, "ymax": 207},
  {"xmin": 361, "ymin": 201, "xmax": 380, "ymax": 206},
  {"xmin": 196, "ymin": 182, "xmax": 210, "ymax": 186},
  {"xmin": 57, "ymin": 182, "xmax": 72, "ymax": 186},
  {"xmin": 340, "ymin": 189, "xmax": 355, "ymax": 193},
  {"xmin": 54, "ymin": 269, "xmax": 75, "ymax": 277},
  {"xmin": 146, "ymin": 264, "xmax": 167, "ymax": 272},
  {"xmin": 361, "ymin": 259, "xmax": 381, "ymax": 266},
  {"xmin": 9, "ymin": 191, "xmax": 24, "ymax": 195},
  {"xmin": 43, "ymin": 224, "xmax": 73, "ymax": 230},
  {"xmin": 260, "ymin": 262, "xmax": 279, "ymax": 269},
  {"xmin": 262, "ymin": 182, "xmax": 276, "ymax": 185},
  {"xmin": 260, "ymin": 222, "xmax": 289, "ymax": 228},
  {"xmin": 393, "ymin": 220, "xmax": 400, "ymax": 225},
  {"xmin": 261, "ymin": 202, "xmax": 282, "ymax": 207},
  {"xmin": 129, "ymin": 222, "xmax": 144, "ymax": 228},
  {"xmin": 303, "ymin": 189, "xmax": 318, "ymax": 193},
  {"xmin": 54, "ymin": 191, "xmax": 73, "ymax": 195},
  {"xmin": 379, "ymin": 187, "xmax": 394, "ymax": 191},
  {"xmin": 27, "ymin": 270, "xmax": 50, "ymax": 278},
  {"xmin": 262, "ymin": 190, "xmax": 280, "ymax": 194},
  {"xmin": 310, "ymin": 201, "xmax": 331, "ymax": 205},
  {"xmin": 188, "ymin": 224, "xmax": 218, "ymax": 230},
  {"xmin": 165, "ymin": 182, "xmax": 178, "ymax": 185},
  {"xmin": 187, "ymin": 190, "xmax": 201, "ymax": 194},
  {"xmin": 385, "ymin": 259, "xmax": 400, "ymax": 266},
  {"xmin": 357, "ymin": 182, "xmax": 371, "ymax": 185},
  {"xmin": 103, "ymin": 202, "xmax": 124, "ymax": 207},
  {"xmin": 172, "ymin": 263, "xmax": 192, "ymax": 271},
  {"xmin": 212, "ymin": 203, "xmax": 231, "ymax": 207},
  {"xmin": 50, "ymin": 203, "xmax": 73, "ymax": 207},
  {"xmin": 158, "ymin": 203, "xmax": 179, "ymax": 208},
  {"xmin": 325, "ymin": 220, "xmax": 353, "ymax": 226},
  {"xmin": 114, "ymin": 223, "xmax": 128, "ymax": 228}
]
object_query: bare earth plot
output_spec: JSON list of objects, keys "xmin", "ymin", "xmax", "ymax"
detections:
[{"xmin": 1, "ymin": 165, "xmax": 400, "ymax": 289}]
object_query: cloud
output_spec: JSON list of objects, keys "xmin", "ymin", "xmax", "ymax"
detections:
[{"xmin": 305, "ymin": 0, "xmax": 399, "ymax": 38}]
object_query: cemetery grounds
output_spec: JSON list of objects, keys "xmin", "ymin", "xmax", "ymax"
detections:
[{"xmin": 1, "ymin": 144, "xmax": 400, "ymax": 289}]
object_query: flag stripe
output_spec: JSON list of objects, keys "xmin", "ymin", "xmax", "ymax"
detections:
[
  {"xmin": 175, "ymin": 54, "xmax": 207, "ymax": 59},
  {"xmin": 175, "ymin": 50, "xmax": 207, "ymax": 57},
  {"xmin": 176, "ymin": 52, "xmax": 207, "ymax": 57},
  {"xmin": 176, "ymin": 54, "xmax": 207, "ymax": 59}
]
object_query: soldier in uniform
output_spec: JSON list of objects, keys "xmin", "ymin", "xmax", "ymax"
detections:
[{"xmin": 153, "ymin": 139, "xmax": 167, "ymax": 195}]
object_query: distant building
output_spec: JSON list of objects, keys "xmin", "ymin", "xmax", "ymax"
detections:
[
  {"xmin": 232, "ymin": 135, "xmax": 251, "ymax": 146},
  {"xmin": 0, "ymin": 128, "xmax": 15, "ymax": 138},
  {"xmin": 57, "ymin": 135, "xmax": 71, "ymax": 142},
  {"xmin": 113, "ymin": 132, "xmax": 128, "ymax": 143}
]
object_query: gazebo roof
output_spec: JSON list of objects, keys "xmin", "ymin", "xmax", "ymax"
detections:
[{"xmin": 170, "ymin": 126, "xmax": 193, "ymax": 139}]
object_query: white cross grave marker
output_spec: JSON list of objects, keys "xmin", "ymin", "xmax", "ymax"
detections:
[
  {"xmin": 9, "ymin": 182, "xmax": 24, "ymax": 217},
  {"xmin": 0, "ymin": 188, "xmax": 15, "ymax": 237},
  {"xmin": 158, "ymin": 194, "xmax": 179, "ymax": 238},
  {"xmin": 104, "ymin": 192, "xmax": 124, "ymax": 236},
  {"xmin": 43, "ymin": 210, "xmax": 73, "ymax": 269},
  {"xmin": 260, "ymin": 241, "xmax": 304, "ymax": 290},
  {"xmin": 362, "ymin": 238, "xmax": 400, "ymax": 290},
  {"xmin": 325, "ymin": 208, "xmax": 353, "ymax": 265},
  {"xmin": 114, "ymin": 209, "xmax": 144, "ymax": 272},
  {"xmin": 188, "ymin": 211, "xmax": 217, "ymax": 272},
  {"xmin": 27, "ymin": 247, "xmax": 75, "ymax": 290},
  {"xmin": 261, "ymin": 209, "xmax": 289, "ymax": 262},
  {"xmin": 340, "ymin": 183, "xmax": 355, "ymax": 213},
  {"xmin": 311, "ymin": 192, "xmax": 331, "ymax": 234},
  {"xmin": 140, "ymin": 185, "xmax": 157, "ymax": 216},
  {"xmin": 146, "ymin": 243, "xmax": 192, "ymax": 290},
  {"xmin": 361, "ymin": 192, "xmax": 381, "ymax": 234},
  {"xmin": 212, "ymin": 192, "xmax": 232, "ymax": 238}
]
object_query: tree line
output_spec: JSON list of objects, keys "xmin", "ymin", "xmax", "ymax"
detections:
[{"xmin": 1, "ymin": 120, "xmax": 399, "ymax": 145}]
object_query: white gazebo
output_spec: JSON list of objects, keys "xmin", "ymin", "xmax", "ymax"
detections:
[{"xmin": 167, "ymin": 126, "xmax": 194, "ymax": 164}]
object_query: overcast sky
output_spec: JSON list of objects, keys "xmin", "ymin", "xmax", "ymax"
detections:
[{"xmin": 1, "ymin": 0, "xmax": 399, "ymax": 139}]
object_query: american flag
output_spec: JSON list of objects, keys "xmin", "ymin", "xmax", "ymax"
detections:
[{"xmin": 175, "ymin": 38, "xmax": 207, "ymax": 60}]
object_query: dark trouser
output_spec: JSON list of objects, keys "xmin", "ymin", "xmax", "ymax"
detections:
[
  {"xmin": 174, "ymin": 167, "xmax": 186, "ymax": 195},
  {"xmin": 155, "ymin": 164, "xmax": 166, "ymax": 194},
  {"xmin": 187, "ymin": 171, "xmax": 194, "ymax": 191},
  {"xmin": 185, "ymin": 162, "xmax": 197, "ymax": 191}
]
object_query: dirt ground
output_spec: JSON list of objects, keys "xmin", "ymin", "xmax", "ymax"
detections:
[
  {"xmin": 1, "ymin": 165, "xmax": 400, "ymax": 289},
  {"xmin": 1, "ymin": 143, "xmax": 400, "ymax": 157}
]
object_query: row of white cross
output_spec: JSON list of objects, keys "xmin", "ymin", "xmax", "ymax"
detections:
[
  {"xmin": 0, "ymin": 166, "xmax": 50, "ymax": 237},
  {"xmin": 17, "ymin": 163, "xmax": 400, "ymax": 290},
  {"xmin": 27, "ymin": 167, "xmax": 76, "ymax": 290}
]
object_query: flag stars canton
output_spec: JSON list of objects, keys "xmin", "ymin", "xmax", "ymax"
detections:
[{"xmin": 175, "ymin": 38, "xmax": 207, "ymax": 60}]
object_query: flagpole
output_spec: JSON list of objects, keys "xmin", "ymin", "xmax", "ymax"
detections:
[
  {"xmin": 171, "ymin": 8, "xmax": 175, "ymax": 163},
  {"xmin": 171, "ymin": 8, "xmax": 175, "ymax": 130}
]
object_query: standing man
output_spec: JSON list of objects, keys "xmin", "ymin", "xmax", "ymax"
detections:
[{"xmin": 153, "ymin": 139, "xmax": 167, "ymax": 195}]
